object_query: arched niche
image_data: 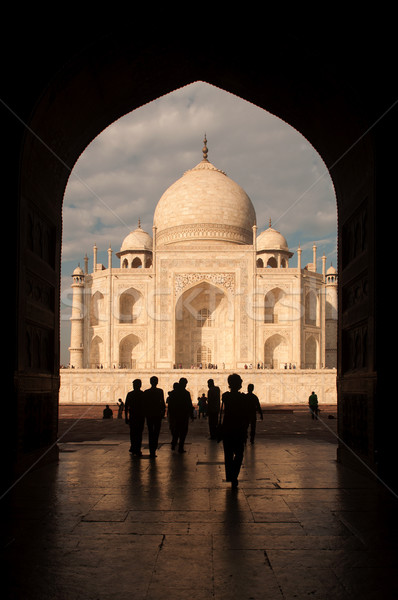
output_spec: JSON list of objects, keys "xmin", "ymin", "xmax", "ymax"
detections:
[
  {"xmin": 264, "ymin": 287, "xmax": 286, "ymax": 324},
  {"xmin": 305, "ymin": 335, "xmax": 318, "ymax": 369},
  {"xmin": 131, "ymin": 257, "xmax": 142, "ymax": 268},
  {"xmin": 175, "ymin": 281, "xmax": 233, "ymax": 368},
  {"xmin": 119, "ymin": 333, "xmax": 142, "ymax": 369},
  {"xmin": 305, "ymin": 290, "xmax": 318, "ymax": 326},
  {"xmin": 264, "ymin": 333, "xmax": 288, "ymax": 369},
  {"xmin": 89, "ymin": 335, "xmax": 104, "ymax": 368},
  {"xmin": 90, "ymin": 291, "xmax": 105, "ymax": 327},
  {"xmin": 119, "ymin": 288, "xmax": 143, "ymax": 323}
]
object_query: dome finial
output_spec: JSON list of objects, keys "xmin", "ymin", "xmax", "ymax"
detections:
[
  {"xmin": 138, "ymin": 218, "xmax": 141, "ymax": 229},
  {"xmin": 202, "ymin": 134, "xmax": 208, "ymax": 161},
  {"xmin": 269, "ymin": 218, "xmax": 272, "ymax": 228}
]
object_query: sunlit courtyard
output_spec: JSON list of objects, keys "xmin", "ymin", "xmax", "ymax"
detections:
[{"xmin": 2, "ymin": 405, "xmax": 397, "ymax": 599}]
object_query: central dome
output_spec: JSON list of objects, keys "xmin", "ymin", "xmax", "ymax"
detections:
[{"xmin": 153, "ymin": 139, "xmax": 256, "ymax": 246}]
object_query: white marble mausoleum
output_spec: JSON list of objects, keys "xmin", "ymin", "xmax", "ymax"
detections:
[{"xmin": 60, "ymin": 139, "xmax": 337, "ymax": 405}]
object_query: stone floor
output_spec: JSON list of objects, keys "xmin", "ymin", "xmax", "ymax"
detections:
[{"xmin": 1, "ymin": 406, "xmax": 398, "ymax": 599}]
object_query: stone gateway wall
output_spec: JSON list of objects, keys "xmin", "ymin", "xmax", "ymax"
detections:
[{"xmin": 59, "ymin": 368, "xmax": 337, "ymax": 406}]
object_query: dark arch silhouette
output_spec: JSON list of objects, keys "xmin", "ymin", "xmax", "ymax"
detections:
[{"xmin": 3, "ymin": 25, "xmax": 396, "ymax": 493}]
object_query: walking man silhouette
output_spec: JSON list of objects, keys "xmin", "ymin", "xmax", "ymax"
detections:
[
  {"xmin": 167, "ymin": 377, "xmax": 193, "ymax": 453},
  {"xmin": 220, "ymin": 373, "xmax": 251, "ymax": 489},
  {"xmin": 125, "ymin": 379, "xmax": 145, "ymax": 456},
  {"xmin": 144, "ymin": 376, "xmax": 166, "ymax": 457},
  {"xmin": 207, "ymin": 378, "xmax": 221, "ymax": 440},
  {"xmin": 246, "ymin": 383, "xmax": 263, "ymax": 444},
  {"xmin": 308, "ymin": 391, "xmax": 319, "ymax": 419}
]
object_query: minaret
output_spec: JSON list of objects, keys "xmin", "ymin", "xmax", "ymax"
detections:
[
  {"xmin": 107, "ymin": 245, "xmax": 113, "ymax": 368},
  {"xmin": 297, "ymin": 244, "xmax": 302, "ymax": 270},
  {"xmin": 93, "ymin": 244, "xmax": 97, "ymax": 273},
  {"xmin": 322, "ymin": 253, "xmax": 326, "ymax": 279},
  {"xmin": 312, "ymin": 243, "xmax": 317, "ymax": 272},
  {"xmin": 325, "ymin": 263, "xmax": 338, "ymax": 368},
  {"xmin": 69, "ymin": 265, "xmax": 85, "ymax": 368}
]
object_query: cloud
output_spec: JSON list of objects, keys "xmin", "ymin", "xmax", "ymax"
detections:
[{"xmin": 64, "ymin": 82, "xmax": 337, "ymax": 245}]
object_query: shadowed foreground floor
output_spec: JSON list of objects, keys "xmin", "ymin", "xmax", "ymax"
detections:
[{"xmin": 1, "ymin": 406, "xmax": 397, "ymax": 599}]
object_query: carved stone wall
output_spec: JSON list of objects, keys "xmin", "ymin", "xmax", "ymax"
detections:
[
  {"xmin": 60, "ymin": 368, "xmax": 337, "ymax": 406},
  {"xmin": 157, "ymin": 223, "xmax": 252, "ymax": 246},
  {"xmin": 338, "ymin": 193, "xmax": 375, "ymax": 470}
]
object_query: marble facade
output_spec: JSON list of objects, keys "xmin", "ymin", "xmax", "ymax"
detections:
[{"xmin": 62, "ymin": 140, "xmax": 337, "ymax": 405}]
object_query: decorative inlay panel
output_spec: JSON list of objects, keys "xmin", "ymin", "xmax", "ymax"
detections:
[
  {"xmin": 157, "ymin": 223, "xmax": 252, "ymax": 246},
  {"xmin": 342, "ymin": 323, "xmax": 368, "ymax": 372},
  {"xmin": 340, "ymin": 393, "xmax": 369, "ymax": 455},
  {"xmin": 118, "ymin": 327, "xmax": 146, "ymax": 342},
  {"xmin": 26, "ymin": 273, "xmax": 55, "ymax": 312},
  {"xmin": 263, "ymin": 328, "xmax": 291, "ymax": 341},
  {"xmin": 175, "ymin": 273, "xmax": 235, "ymax": 295},
  {"xmin": 25, "ymin": 324, "xmax": 54, "ymax": 372},
  {"xmin": 27, "ymin": 208, "xmax": 56, "ymax": 269},
  {"xmin": 342, "ymin": 275, "xmax": 369, "ymax": 313},
  {"xmin": 341, "ymin": 200, "xmax": 368, "ymax": 269}
]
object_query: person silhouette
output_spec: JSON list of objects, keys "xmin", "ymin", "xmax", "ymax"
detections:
[
  {"xmin": 103, "ymin": 404, "xmax": 113, "ymax": 419},
  {"xmin": 167, "ymin": 382, "xmax": 179, "ymax": 438},
  {"xmin": 246, "ymin": 383, "xmax": 263, "ymax": 444},
  {"xmin": 167, "ymin": 377, "xmax": 193, "ymax": 453},
  {"xmin": 207, "ymin": 378, "xmax": 221, "ymax": 440},
  {"xmin": 117, "ymin": 398, "xmax": 125, "ymax": 419},
  {"xmin": 125, "ymin": 379, "xmax": 145, "ymax": 456},
  {"xmin": 198, "ymin": 393, "xmax": 207, "ymax": 418},
  {"xmin": 308, "ymin": 391, "xmax": 319, "ymax": 419},
  {"xmin": 220, "ymin": 373, "xmax": 251, "ymax": 489},
  {"xmin": 143, "ymin": 376, "xmax": 166, "ymax": 457}
]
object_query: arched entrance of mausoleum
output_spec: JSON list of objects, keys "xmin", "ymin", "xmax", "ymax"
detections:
[{"xmin": 175, "ymin": 281, "xmax": 234, "ymax": 368}]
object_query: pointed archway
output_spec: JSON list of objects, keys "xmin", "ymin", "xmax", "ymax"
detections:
[
  {"xmin": 5, "ymin": 28, "xmax": 396, "ymax": 491},
  {"xmin": 175, "ymin": 281, "xmax": 233, "ymax": 368},
  {"xmin": 119, "ymin": 333, "xmax": 142, "ymax": 369}
]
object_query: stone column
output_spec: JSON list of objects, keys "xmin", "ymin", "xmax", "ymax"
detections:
[
  {"xmin": 252, "ymin": 225, "xmax": 257, "ymax": 366},
  {"xmin": 108, "ymin": 246, "xmax": 113, "ymax": 368},
  {"xmin": 69, "ymin": 267, "xmax": 85, "ymax": 368},
  {"xmin": 93, "ymin": 244, "xmax": 98, "ymax": 273}
]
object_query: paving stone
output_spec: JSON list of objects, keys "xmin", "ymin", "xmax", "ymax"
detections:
[{"xmin": 1, "ymin": 407, "xmax": 397, "ymax": 599}]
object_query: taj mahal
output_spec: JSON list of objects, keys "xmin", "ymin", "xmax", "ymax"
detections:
[{"xmin": 59, "ymin": 139, "xmax": 337, "ymax": 405}]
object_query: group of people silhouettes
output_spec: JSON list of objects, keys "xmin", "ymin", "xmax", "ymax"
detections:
[
  {"xmin": 124, "ymin": 374, "xmax": 264, "ymax": 488},
  {"xmin": 125, "ymin": 376, "xmax": 165, "ymax": 458}
]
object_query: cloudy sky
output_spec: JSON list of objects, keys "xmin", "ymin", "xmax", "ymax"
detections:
[{"xmin": 60, "ymin": 81, "xmax": 337, "ymax": 365}]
